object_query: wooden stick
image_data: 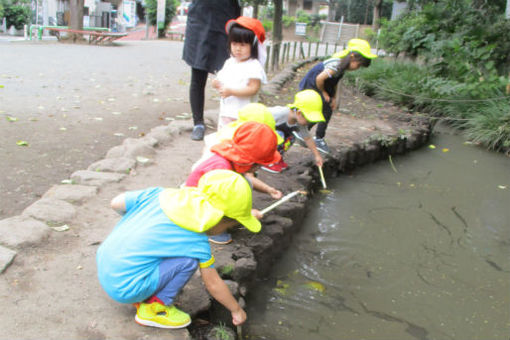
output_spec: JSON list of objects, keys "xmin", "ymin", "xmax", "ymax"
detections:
[
  {"xmin": 318, "ymin": 166, "xmax": 327, "ymax": 189},
  {"xmin": 261, "ymin": 190, "xmax": 304, "ymax": 215}
]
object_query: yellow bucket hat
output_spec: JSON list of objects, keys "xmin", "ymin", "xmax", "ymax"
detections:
[
  {"xmin": 159, "ymin": 170, "xmax": 261, "ymax": 233},
  {"xmin": 238, "ymin": 103, "xmax": 284, "ymax": 145},
  {"xmin": 287, "ymin": 90, "xmax": 325, "ymax": 123},
  {"xmin": 333, "ymin": 38, "xmax": 378, "ymax": 59}
]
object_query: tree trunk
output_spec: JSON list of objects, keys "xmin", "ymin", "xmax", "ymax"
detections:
[
  {"xmin": 272, "ymin": 0, "xmax": 283, "ymax": 70},
  {"xmin": 253, "ymin": 4, "xmax": 259, "ymax": 18},
  {"xmin": 69, "ymin": 0, "xmax": 84, "ymax": 42},
  {"xmin": 327, "ymin": 1, "xmax": 335, "ymax": 21},
  {"xmin": 364, "ymin": 0, "xmax": 371, "ymax": 25},
  {"xmin": 372, "ymin": 0, "xmax": 382, "ymax": 30}
]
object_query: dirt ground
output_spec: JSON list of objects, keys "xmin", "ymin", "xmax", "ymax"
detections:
[
  {"xmin": 0, "ymin": 43, "xmax": 420, "ymax": 339},
  {"xmin": 0, "ymin": 40, "xmax": 217, "ymax": 220}
]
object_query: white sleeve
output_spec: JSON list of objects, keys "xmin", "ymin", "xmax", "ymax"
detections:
[{"xmin": 245, "ymin": 59, "xmax": 267, "ymax": 84}]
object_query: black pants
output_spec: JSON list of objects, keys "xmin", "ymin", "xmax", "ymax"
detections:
[
  {"xmin": 309, "ymin": 93, "xmax": 333, "ymax": 139},
  {"xmin": 190, "ymin": 68, "xmax": 209, "ymax": 126}
]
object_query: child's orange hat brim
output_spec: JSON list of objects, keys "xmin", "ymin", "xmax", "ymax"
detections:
[
  {"xmin": 211, "ymin": 122, "xmax": 281, "ymax": 173},
  {"xmin": 225, "ymin": 16, "xmax": 266, "ymax": 43}
]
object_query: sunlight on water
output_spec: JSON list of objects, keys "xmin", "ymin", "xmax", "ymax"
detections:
[{"xmin": 246, "ymin": 129, "xmax": 510, "ymax": 340}]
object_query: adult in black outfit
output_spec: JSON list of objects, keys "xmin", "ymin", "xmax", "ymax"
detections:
[{"xmin": 182, "ymin": 0, "xmax": 241, "ymax": 140}]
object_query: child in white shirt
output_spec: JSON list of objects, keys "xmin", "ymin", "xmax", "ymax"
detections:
[{"xmin": 213, "ymin": 16, "xmax": 267, "ymax": 128}]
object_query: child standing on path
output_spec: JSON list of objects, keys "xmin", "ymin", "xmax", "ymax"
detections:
[
  {"xmin": 262, "ymin": 90, "xmax": 325, "ymax": 174},
  {"xmin": 213, "ymin": 16, "xmax": 267, "ymax": 128},
  {"xmin": 299, "ymin": 38, "xmax": 377, "ymax": 154},
  {"xmin": 186, "ymin": 121, "xmax": 282, "ymax": 244},
  {"xmin": 97, "ymin": 170, "xmax": 262, "ymax": 329}
]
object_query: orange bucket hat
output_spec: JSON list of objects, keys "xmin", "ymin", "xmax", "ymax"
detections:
[
  {"xmin": 225, "ymin": 16, "xmax": 266, "ymax": 44},
  {"xmin": 211, "ymin": 121, "xmax": 281, "ymax": 173}
]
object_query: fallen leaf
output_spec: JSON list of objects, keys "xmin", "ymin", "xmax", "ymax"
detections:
[
  {"xmin": 6, "ymin": 116, "xmax": 17, "ymax": 122},
  {"xmin": 16, "ymin": 140, "xmax": 29, "ymax": 146},
  {"xmin": 61, "ymin": 179, "xmax": 74, "ymax": 184},
  {"xmin": 442, "ymin": 148, "xmax": 449, "ymax": 152},
  {"xmin": 428, "ymin": 144, "xmax": 436, "ymax": 149},
  {"xmin": 128, "ymin": 126, "xmax": 138, "ymax": 130},
  {"xmin": 59, "ymin": 127, "xmax": 67, "ymax": 131},
  {"xmin": 113, "ymin": 133, "xmax": 125, "ymax": 137},
  {"xmin": 304, "ymin": 281, "xmax": 325, "ymax": 293},
  {"xmin": 52, "ymin": 224, "xmax": 69, "ymax": 232},
  {"xmin": 136, "ymin": 156, "xmax": 150, "ymax": 163},
  {"xmin": 498, "ymin": 185, "xmax": 507, "ymax": 189}
]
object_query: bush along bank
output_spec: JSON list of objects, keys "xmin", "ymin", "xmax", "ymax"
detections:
[
  {"xmin": 343, "ymin": 58, "xmax": 510, "ymax": 155},
  {"xmin": 187, "ymin": 59, "xmax": 432, "ymax": 339}
]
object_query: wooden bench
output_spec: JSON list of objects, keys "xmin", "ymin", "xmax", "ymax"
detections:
[
  {"xmin": 40, "ymin": 27, "xmax": 127, "ymax": 44},
  {"xmin": 166, "ymin": 30, "xmax": 184, "ymax": 41}
]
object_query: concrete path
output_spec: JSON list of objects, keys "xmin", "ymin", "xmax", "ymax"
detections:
[{"xmin": 0, "ymin": 39, "xmax": 218, "ymax": 220}]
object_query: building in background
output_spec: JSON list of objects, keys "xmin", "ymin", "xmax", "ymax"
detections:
[
  {"xmin": 28, "ymin": 0, "xmax": 135, "ymax": 32},
  {"xmin": 284, "ymin": 0, "xmax": 328, "ymax": 17}
]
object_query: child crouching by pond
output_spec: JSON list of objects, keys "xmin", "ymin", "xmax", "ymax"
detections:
[{"xmin": 96, "ymin": 170, "xmax": 262, "ymax": 329}]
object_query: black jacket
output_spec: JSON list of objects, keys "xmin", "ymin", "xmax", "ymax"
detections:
[{"xmin": 182, "ymin": 0, "xmax": 241, "ymax": 73}]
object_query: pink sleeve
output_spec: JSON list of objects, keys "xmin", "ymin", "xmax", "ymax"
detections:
[
  {"xmin": 185, "ymin": 169, "xmax": 203, "ymax": 187},
  {"xmin": 185, "ymin": 154, "xmax": 233, "ymax": 187}
]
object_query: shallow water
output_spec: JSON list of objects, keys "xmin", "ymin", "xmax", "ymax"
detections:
[{"xmin": 246, "ymin": 128, "xmax": 510, "ymax": 340}]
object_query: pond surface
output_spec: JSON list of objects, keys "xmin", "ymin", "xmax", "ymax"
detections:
[{"xmin": 246, "ymin": 127, "xmax": 510, "ymax": 340}]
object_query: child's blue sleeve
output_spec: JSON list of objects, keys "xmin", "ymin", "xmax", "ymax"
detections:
[{"xmin": 124, "ymin": 187, "xmax": 163, "ymax": 213}]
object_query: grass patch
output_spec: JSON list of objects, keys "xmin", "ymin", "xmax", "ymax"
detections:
[{"xmin": 344, "ymin": 58, "xmax": 510, "ymax": 153}]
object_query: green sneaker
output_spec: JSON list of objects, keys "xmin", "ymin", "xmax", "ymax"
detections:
[{"xmin": 135, "ymin": 302, "xmax": 191, "ymax": 329}]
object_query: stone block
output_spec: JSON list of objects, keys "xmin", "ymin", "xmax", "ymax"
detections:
[
  {"xmin": 43, "ymin": 184, "xmax": 98, "ymax": 203},
  {"xmin": 70, "ymin": 170, "xmax": 125, "ymax": 186},
  {"xmin": 233, "ymin": 257, "xmax": 257, "ymax": 282},
  {"xmin": 174, "ymin": 273, "xmax": 211, "ymax": 317},
  {"xmin": 146, "ymin": 125, "xmax": 175, "ymax": 143},
  {"xmin": 0, "ymin": 245, "xmax": 17, "ymax": 273},
  {"xmin": 105, "ymin": 138, "xmax": 156, "ymax": 159},
  {"xmin": 88, "ymin": 157, "xmax": 136, "ymax": 173},
  {"xmin": 22, "ymin": 198, "xmax": 76, "ymax": 224},
  {"xmin": 0, "ymin": 215, "xmax": 51, "ymax": 249}
]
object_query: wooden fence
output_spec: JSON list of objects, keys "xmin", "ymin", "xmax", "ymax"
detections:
[{"xmin": 265, "ymin": 40, "xmax": 348, "ymax": 73}]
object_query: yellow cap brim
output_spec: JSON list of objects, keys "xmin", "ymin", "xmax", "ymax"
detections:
[
  {"xmin": 235, "ymin": 213, "xmax": 261, "ymax": 233},
  {"xmin": 303, "ymin": 110, "xmax": 325, "ymax": 123},
  {"xmin": 333, "ymin": 48, "xmax": 377, "ymax": 60},
  {"xmin": 358, "ymin": 50, "xmax": 378, "ymax": 59}
]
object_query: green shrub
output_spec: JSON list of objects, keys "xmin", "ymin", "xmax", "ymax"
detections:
[
  {"xmin": 282, "ymin": 15, "xmax": 295, "ymax": 28},
  {"xmin": 262, "ymin": 19, "xmax": 273, "ymax": 33},
  {"xmin": 344, "ymin": 58, "xmax": 510, "ymax": 152},
  {"xmin": 3, "ymin": 0, "xmax": 31, "ymax": 30},
  {"xmin": 296, "ymin": 10, "xmax": 311, "ymax": 24},
  {"xmin": 145, "ymin": 0, "xmax": 177, "ymax": 37}
]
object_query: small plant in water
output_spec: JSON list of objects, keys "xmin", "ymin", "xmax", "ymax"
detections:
[
  {"xmin": 219, "ymin": 264, "xmax": 234, "ymax": 277},
  {"xmin": 213, "ymin": 322, "xmax": 232, "ymax": 340}
]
